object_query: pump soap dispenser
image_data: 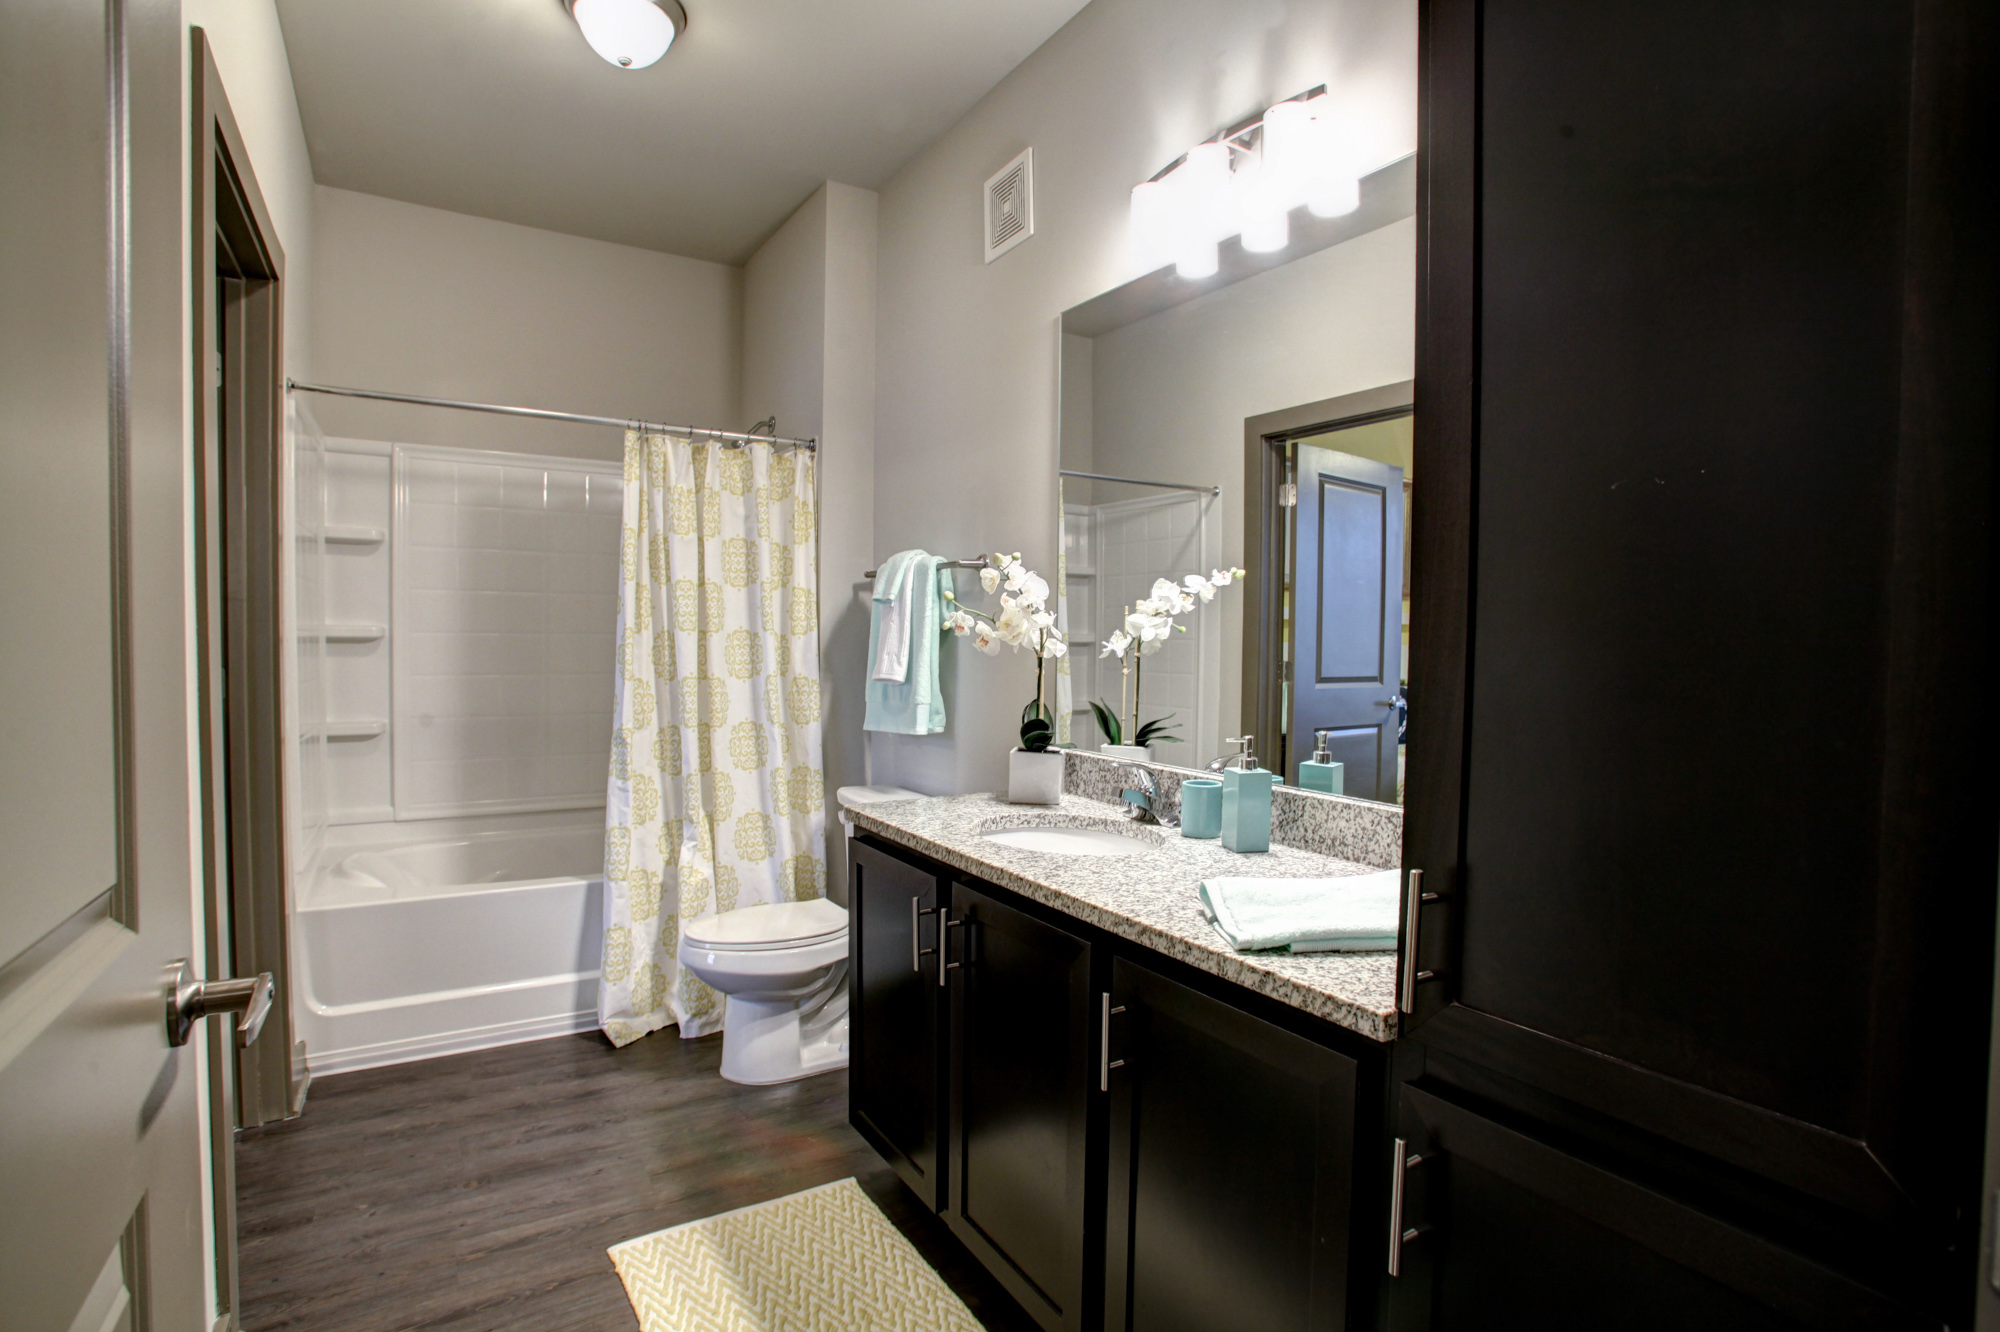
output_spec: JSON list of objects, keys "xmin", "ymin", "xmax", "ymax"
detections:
[
  {"xmin": 1298, "ymin": 729, "xmax": 1345, "ymax": 795},
  {"xmin": 1219, "ymin": 735, "xmax": 1274, "ymax": 854}
]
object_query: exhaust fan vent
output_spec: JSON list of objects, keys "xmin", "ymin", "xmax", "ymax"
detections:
[{"xmin": 984, "ymin": 148, "xmax": 1034, "ymax": 263}]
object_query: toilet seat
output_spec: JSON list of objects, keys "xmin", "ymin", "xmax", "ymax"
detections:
[{"xmin": 684, "ymin": 899, "xmax": 847, "ymax": 953}]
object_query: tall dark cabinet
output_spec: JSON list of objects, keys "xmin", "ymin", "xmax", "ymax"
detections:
[{"xmin": 1402, "ymin": 0, "xmax": 1996, "ymax": 1324}]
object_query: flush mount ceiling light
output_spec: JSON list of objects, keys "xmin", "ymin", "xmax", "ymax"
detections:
[
  {"xmin": 1130, "ymin": 87, "xmax": 1363, "ymax": 280},
  {"xmin": 566, "ymin": 0, "xmax": 686, "ymax": 70}
]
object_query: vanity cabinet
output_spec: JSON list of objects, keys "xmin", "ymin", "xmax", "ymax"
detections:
[
  {"xmin": 848, "ymin": 839, "xmax": 947, "ymax": 1209},
  {"xmin": 1103, "ymin": 956, "xmax": 1361, "ymax": 1332},
  {"xmin": 943, "ymin": 879, "xmax": 1096, "ymax": 1332}
]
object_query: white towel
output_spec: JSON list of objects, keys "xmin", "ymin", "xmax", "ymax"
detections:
[
  {"xmin": 870, "ymin": 550, "xmax": 927, "ymax": 683},
  {"xmin": 1197, "ymin": 870, "xmax": 1402, "ymax": 953}
]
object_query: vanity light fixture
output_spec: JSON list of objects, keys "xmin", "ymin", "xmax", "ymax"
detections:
[
  {"xmin": 1131, "ymin": 88, "xmax": 1362, "ymax": 280},
  {"xmin": 567, "ymin": 0, "xmax": 686, "ymax": 70}
]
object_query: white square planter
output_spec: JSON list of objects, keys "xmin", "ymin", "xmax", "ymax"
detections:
[
  {"xmin": 1100, "ymin": 744, "xmax": 1154, "ymax": 762},
  {"xmin": 1008, "ymin": 747, "xmax": 1064, "ymax": 804}
]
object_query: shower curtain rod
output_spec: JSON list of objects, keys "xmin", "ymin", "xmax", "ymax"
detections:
[
  {"xmin": 1059, "ymin": 469, "xmax": 1219, "ymax": 497},
  {"xmin": 286, "ymin": 380, "xmax": 818, "ymax": 451}
]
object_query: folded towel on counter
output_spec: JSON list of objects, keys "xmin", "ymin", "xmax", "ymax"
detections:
[
  {"xmin": 1198, "ymin": 871, "xmax": 1401, "ymax": 953},
  {"xmin": 870, "ymin": 549, "xmax": 924, "ymax": 683},
  {"xmin": 864, "ymin": 552, "xmax": 948, "ymax": 735}
]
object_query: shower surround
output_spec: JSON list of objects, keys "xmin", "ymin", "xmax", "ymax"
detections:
[{"xmin": 292, "ymin": 436, "xmax": 623, "ymax": 1073}]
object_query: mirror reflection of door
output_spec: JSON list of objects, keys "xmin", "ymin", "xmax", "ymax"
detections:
[{"xmin": 1285, "ymin": 416, "xmax": 1411, "ymax": 801}]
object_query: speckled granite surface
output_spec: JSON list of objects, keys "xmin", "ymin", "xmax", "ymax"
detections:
[
  {"xmin": 845, "ymin": 790, "xmax": 1400, "ymax": 1043},
  {"xmin": 1063, "ymin": 751, "xmax": 1404, "ymax": 870}
]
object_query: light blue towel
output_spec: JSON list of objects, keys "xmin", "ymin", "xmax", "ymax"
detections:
[
  {"xmin": 1198, "ymin": 871, "xmax": 1401, "ymax": 953},
  {"xmin": 864, "ymin": 551, "xmax": 948, "ymax": 735}
]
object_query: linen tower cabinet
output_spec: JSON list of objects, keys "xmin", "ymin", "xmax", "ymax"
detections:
[{"xmin": 1395, "ymin": 0, "xmax": 1997, "ymax": 1325}]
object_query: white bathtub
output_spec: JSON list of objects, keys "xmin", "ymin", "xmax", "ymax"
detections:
[{"xmin": 296, "ymin": 818, "xmax": 605, "ymax": 1075}]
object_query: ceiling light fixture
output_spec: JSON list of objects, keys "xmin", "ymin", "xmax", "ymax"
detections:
[{"xmin": 566, "ymin": 0, "xmax": 686, "ymax": 70}]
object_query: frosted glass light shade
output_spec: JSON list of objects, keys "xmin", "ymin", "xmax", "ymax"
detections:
[
  {"xmin": 1129, "ymin": 178, "xmax": 1173, "ymax": 273},
  {"xmin": 1172, "ymin": 143, "xmax": 1231, "ymax": 280},
  {"xmin": 570, "ymin": 0, "xmax": 682, "ymax": 69}
]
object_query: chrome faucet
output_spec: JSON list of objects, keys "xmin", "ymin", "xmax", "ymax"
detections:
[{"xmin": 1118, "ymin": 765, "xmax": 1178, "ymax": 829}]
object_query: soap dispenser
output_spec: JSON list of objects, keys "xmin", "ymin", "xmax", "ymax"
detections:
[
  {"xmin": 1297, "ymin": 729, "xmax": 1345, "ymax": 795},
  {"xmin": 1219, "ymin": 735, "xmax": 1274, "ymax": 854}
]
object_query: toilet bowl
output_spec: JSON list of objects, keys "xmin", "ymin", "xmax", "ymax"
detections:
[{"xmin": 677, "ymin": 899, "xmax": 849, "ymax": 1085}]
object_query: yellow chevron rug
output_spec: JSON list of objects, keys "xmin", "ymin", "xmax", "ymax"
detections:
[{"xmin": 607, "ymin": 1177, "xmax": 983, "ymax": 1331}]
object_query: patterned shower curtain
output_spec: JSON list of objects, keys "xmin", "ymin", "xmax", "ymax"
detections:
[{"xmin": 599, "ymin": 430, "xmax": 825, "ymax": 1046}]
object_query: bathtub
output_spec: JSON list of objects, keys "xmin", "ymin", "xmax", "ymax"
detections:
[{"xmin": 295, "ymin": 818, "xmax": 604, "ymax": 1075}]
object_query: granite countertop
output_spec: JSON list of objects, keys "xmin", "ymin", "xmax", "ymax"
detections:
[{"xmin": 846, "ymin": 791, "xmax": 1400, "ymax": 1043}]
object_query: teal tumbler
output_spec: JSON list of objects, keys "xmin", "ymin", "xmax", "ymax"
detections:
[{"xmin": 1179, "ymin": 778, "xmax": 1222, "ymax": 839}]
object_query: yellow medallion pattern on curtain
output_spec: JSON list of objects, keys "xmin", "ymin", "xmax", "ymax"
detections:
[{"xmin": 600, "ymin": 431, "xmax": 825, "ymax": 1046}]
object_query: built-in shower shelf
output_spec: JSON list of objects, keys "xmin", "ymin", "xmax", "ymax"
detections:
[
  {"xmin": 320, "ymin": 525, "xmax": 386, "ymax": 545},
  {"xmin": 300, "ymin": 623, "xmax": 387, "ymax": 643},
  {"xmin": 316, "ymin": 720, "xmax": 387, "ymax": 741}
]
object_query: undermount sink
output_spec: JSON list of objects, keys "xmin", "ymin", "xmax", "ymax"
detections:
[{"xmin": 980, "ymin": 820, "xmax": 1161, "ymax": 857}]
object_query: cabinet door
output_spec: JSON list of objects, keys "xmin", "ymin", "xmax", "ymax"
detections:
[
  {"xmin": 1104, "ymin": 957, "xmax": 1359, "ymax": 1332},
  {"xmin": 945, "ymin": 880, "xmax": 1094, "ymax": 1332},
  {"xmin": 849, "ymin": 838, "xmax": 946, "ymax": 1209},
  {"xmin": 1406, "ymin": 0, "xmax": 1997, "ymax": 1241},
  {"xmin": 1383, "ymin": 1085, "xmax": 1938, "ymax": 1332}
]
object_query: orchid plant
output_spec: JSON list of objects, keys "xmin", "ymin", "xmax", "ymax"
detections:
[
  {"xmin": 1096, "ymin": 568, "xmax": 1246, "ymax": 748},
  {"xmin": 943, "ymin": 553, "xmax": 1070, "ymax": 753}
]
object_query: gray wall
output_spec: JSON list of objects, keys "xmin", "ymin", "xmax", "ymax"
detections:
[
  {"xmin": 308, "ymin": 185, "xmax": 742, "ymax": 460},
  {"xmin": 742, "ymin": 181, "xmax": 879, "ymax": 900},
  {"xmin": 872, "ymin": 0, "xmax": 1418, "ymax": 795}
]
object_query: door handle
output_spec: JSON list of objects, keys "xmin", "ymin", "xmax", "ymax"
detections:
[
  {"xmin": 938, "ymin": 914, "xmax": 965, "ymax": 987},
  {"xmin": 165, "ymin": 959, "xmax": 273, "ymax": 1048},
  {"xmin": 911, "ymin": 896, "xmax": 937, "ymax": 973},
  {"xmin": 1099, "ymin": 992, "xmax": 1126, "ymax": 1092},
  {"xmin": 1397, "ymin": 868, "xmax": 1440, "ymax": 1015},
  {"xmin": 1386, "ymin": 1137, "xmax": 1429, "ymax": 1276}
]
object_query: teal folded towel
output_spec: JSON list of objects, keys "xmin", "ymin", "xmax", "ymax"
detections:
[
  {"xmin": 1198, "ymin": 871, "xmax": 1401, "ymax": 953},
  {"xmin": 864, "ymin": 551, "xmax": 948, "ymax": 735}
]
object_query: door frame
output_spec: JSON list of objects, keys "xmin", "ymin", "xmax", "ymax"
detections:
[
  {"xmin": 191, "ymin": 29, "xmax": 293, "ymax": 1327},
  {"xmin": 1242, "ymin": 382, "xmax": 1414, "ymax": 776}
]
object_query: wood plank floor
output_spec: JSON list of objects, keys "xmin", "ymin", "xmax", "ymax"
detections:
[{"xmin": 235, "ymin": 1031, "xmax": 1040, "ymax": 1332}]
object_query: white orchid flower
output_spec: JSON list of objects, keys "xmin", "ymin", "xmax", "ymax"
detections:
[
  {"xmin": 1100, "ymin": 630, "xmax": 1131, "ymax": 658},
  {"xmin": 944, "ymin": 609, "xmax": 976, "ymax": 635},
  {"xmin": 1183, "ymin": 574, "xmax": 1216, "ymax": 602},
  {"xmin": 994, "ymin": 602, "xmax": 1036, "ymax": 645},
  {"xmin": 971, "ymin": 626, "xmax": 1002, "ymax": 655},
  {"xmin": 1040, "ymin": 636, "xmax": 1069, "ymax": 659},
  {"xmin": 980, "ymin": 565, "xmax": 1001, "ymax": 594},
  {"xmin": 1017, "ymin": 572, "xmax": 1050, "ymax": 605},
  {"xmin": 1030, "ymin": 608, "xmax": 1055, "ymax": 631}
]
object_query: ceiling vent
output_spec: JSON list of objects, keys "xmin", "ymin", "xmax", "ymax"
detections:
[{"xmin": 984, "ymin": 148, "xmax": 1034, "ymax": 263}]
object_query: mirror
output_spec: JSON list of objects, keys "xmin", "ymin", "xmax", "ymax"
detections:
[{"xmin": 1055, "ymin": 155, "xmax": 1415, "ymax": 803}]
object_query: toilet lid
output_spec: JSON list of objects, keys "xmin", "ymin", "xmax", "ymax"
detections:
[{"xmin": 683, "ymin": 898, "xmax": 848, "ymax": 951}]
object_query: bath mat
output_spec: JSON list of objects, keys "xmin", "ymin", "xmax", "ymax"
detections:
[{"xmin": 607, "ymin": 1177, "xmax": 982, "ymax": 1332}]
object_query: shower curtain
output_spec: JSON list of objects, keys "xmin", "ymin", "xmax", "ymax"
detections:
[{"xmin": 599, "ymin": 430, "xmax": 825, "ymax": 1045}]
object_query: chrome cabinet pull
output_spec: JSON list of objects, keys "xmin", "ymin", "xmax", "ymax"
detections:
[
  {"xmin": 911, "ymin": 896, "xmax": 937, "ymax": 973},
  {"xmin": 939, "ymin": 914, "xmax": 965, "ymax": 987},
  {"xmin": 1099, "ymin": 992, "xmax": 1127, "ymax": 1091},
  {"xmin": 1386, "ymin": 1137, "xmax": 1428, "ymax": 1276},
  {"xmin": 165, "ymin": 959, "xmax": 273, "ymax": 1048},
  {"xmin": 1398, "ymin": 868, "xmax": 1440, "ymax": 1015}
]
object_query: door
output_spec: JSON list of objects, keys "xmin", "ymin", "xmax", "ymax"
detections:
[
  {"xmin": 945, "ymin": 881, "xmax": 1095, "ymax": 1332},
  {"xmin": 1405, "ymin": 0, "xmax": 1996, "ymax": 1288},
  {"xmin": 1102, "ymin": 957, "xmax": 1359, "ymax": 1332},
  {"xmin": 849, "ymin": 838, "xmax": 946, "ymax": 1208},
  {"xmin": 1290, "ymin": 443, "xmax": 1403, "ymax": 799},
  {"xmin": 1383, "ymin": 1084, "xmax": 1937, "ymax": 1331},
  {"xmin": 0, "ymin": 0, "xmax": 212, "ymax": 1327}
]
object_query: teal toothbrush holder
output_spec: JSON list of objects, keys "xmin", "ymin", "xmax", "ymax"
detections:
[{"xmin": 1179, "ymin": 778, "xmax": 1222, "ymax": 839}]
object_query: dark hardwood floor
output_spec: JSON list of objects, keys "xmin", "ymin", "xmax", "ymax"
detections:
[{"xmin": 235, "ymin": 1031, "xmax": 1040, "ymax": 1332}]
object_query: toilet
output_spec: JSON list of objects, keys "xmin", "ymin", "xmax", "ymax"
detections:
[{"xmin": 678, "ymin": 898, "xmax": 850, "ymax": 1086}]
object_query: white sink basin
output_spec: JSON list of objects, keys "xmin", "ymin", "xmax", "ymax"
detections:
[{"xmin": 981, "ymin": 825, "xmax": 1156, "ymax": 857}]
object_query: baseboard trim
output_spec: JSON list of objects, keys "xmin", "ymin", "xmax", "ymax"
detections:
[{"xmin": 305, "ymin": 1009, "xmax": 599, "ymax": 1077}]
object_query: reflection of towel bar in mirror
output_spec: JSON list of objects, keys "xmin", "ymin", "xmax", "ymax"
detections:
[
  {"xmin": 1059, "ymin": 469, "xmax": 1220, "ymax": 497},
  {"xmin": 862, "ymin": 558, "xmax": 989, "ymax": 579}
]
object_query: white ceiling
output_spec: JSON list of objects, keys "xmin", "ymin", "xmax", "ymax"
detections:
[{"xmin": 275, "ymin": 0, "xmax": 1093, "ymax": 264}]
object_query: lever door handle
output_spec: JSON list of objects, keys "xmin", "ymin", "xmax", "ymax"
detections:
[{"xmin": 166, "ymin": 959, "xmax": 274, "ymax": 1048}]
